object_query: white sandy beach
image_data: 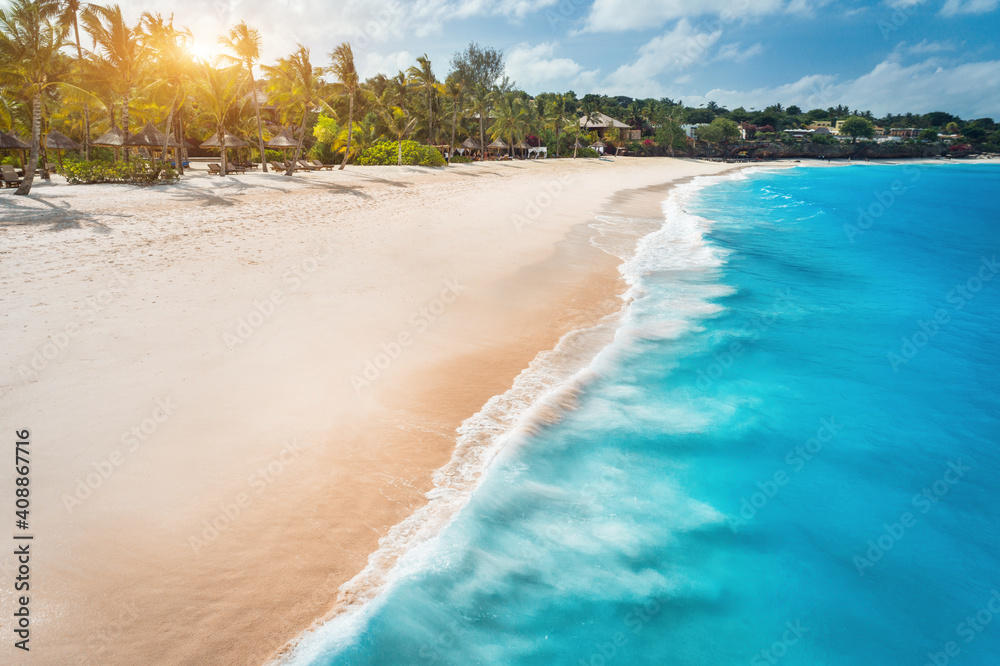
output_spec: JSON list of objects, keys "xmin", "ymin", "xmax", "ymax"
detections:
[{"xmin": 1, "ymin": 157, "xmax": 747, "ymax": 665}]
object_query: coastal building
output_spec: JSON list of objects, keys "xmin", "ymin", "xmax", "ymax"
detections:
[
  {"xmin": 889, "ymin": 128, "xmax": 920, "ymax": 138},
  {"xmin": 579, "ymin": 112, "xmax": 640, "ymax": 140},
  {"xmin": 681, "ymin": 123, "xmax": 708, "ymax": 139}
]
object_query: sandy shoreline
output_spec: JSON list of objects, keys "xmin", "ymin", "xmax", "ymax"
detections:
[{"xmin": 2, "ymin": 157, "xmax": 744, "ymax": 665}]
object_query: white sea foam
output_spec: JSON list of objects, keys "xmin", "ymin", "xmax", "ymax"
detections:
[{"xmin": 276, "ymin": 168, "xmax": 766, "ymax": 665}]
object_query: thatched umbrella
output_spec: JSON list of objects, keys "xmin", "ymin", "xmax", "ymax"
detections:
[
  {"xmin": 513, "ymin": 139, "xmax": 530, "ymax": 157},
  {"xmin": 487, "ymin": 138, "xmax": 508, "ymax": 158},
  {"xmin": 265, "ymin": 127, "xmax": 299, "ymax": 163},
  {"xmin": 202, "ymin": 130, "xmax": 249, "ymax": 172},
  {"xmin": 0, "ymin": 132, "xmax": 30, "ymax": 171},
  {"xmin": 45, "ymin": 130, "xmax": 82, "ymax": 170},
  {"xmin": 92, "ymin": 126, "xmax": 125, "ymax": 147}
]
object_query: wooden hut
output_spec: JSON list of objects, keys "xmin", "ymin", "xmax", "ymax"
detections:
[
  {"xmin": 0, "ymin": 132, "xmax": 30, "ymax": 171},
  {"xmin": 45, "ymin": 130, "xmax": 82, "ymax": 169}
]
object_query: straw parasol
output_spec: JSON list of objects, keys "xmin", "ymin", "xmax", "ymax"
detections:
[
  {"xmin": 460, "ymin": 137, "xmax": 481, "ymax": 151},
  {"xmin": 264, "ymin": 127, "xmax": 298, "ymax": 148},
  {"xmin": 201, "ymin": 130, "xmax": 249, "ymax": 149},
  {"xmin": 45, "ymin": 130, "xmax": 82, "ymax": 169},
  {"xmin": 589, "ymin": 140, "xmax": 606, "ymax": 149},
  {"xmin": 487, "ymin": 138, "xmax": 508, "ymax": 150},
  {"xmin": 92, "ymin": 126, "xmax": 125, "ymax": 147},
  {"xmin": 265, "ymin": 127, "xmax": 299, "ymax": 163},
  {"xmin": 0, "ymin": 132, "xmax": 30, "ymax": 170},
  {"xmin": 513, "ymin": 139, "xmax": 530, "ymax": 157},
  {"xmin": 124, "ymin": 123, "xmax": 180, "ymax": 148}
]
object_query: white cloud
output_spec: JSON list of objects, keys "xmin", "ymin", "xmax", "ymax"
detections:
[
  {"xmin": 902, "ymin": 39, "xmax": 957, "ymax": 54},
  {"xmin": 690, "ymin": 57, "xmax": 1000, "ymax": 118},
  {"xmin": 602, "ymin": 20, "xmax": 723, "ymax": 95},
  {"xmin": 714, "ymin": 42, "xmax": 765, "ymax": 62},
  {"xmin": 505, "ymin": 42, "xmax": 596, "ymax": 90},
  {"xmin": 360, "ymin": 51, "xmax": 415, "ymax": 79},
  {"xmin": 940, "ymin": 0, "xmax": 1000, "ymax": 15},
  {"xmin": 582, "ymin": 0, "xmax": 812, "ymax": 33}
]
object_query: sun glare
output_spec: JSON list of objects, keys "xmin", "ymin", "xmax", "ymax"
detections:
[{"xmin": 188, "ymin": 39, "xmax": 223, "ymax": 64}]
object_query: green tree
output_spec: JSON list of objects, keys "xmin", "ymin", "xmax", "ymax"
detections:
[
  {"xmin": 82, "ymin": 3, "xmax": 147, "ymax": 160},
  {"xmin": 407, "ymin": 54, "xmax": 439, "ymax": 145},
  {"xmin": 441, "ymin": 73, "xmax": 463, "ymax": 163},
  {"xmin": 189, "ymin": 62, "xmax": 245, "ymax": 175},
  {"xmin": 56, "ymin": 0, "xmax": 91, "ymax": 160},
  {"xmin": 919, "ymin": 128, "xmax": 939, "ymax": 142},
  {"xmin": 219, "ymin": 21, "xmax": 267, "ymax": 171},
  {"xmin": 262, "ymin": 45, "xmax": 331, "ymax": 176},
  {"xmin": 328, "ymin": 42, "xmax": 362, "ymax": 169},
  {"xmin": 142, "ymin": 12, "xmax": 192, "ymax": 171},
  {"xmin": 488, "ymin": 90, "xmax": 526, "ymax": 156},
  {"xmin": 0, "ymin": 0, "xmax": 70, "ymax": 195},
  {"xmin": 655, "ymin": 116, "xmax": 687, "ymax": 157},
  {"xmin": 838, "ymin": 116, "xmax": 875, "ymax": 143}
]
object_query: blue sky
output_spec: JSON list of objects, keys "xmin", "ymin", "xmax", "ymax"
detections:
[{"xmin": 124, "ymin": 0, "xmax": 1000, "ymax": 118}]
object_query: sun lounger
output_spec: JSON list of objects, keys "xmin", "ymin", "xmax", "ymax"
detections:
[
  {"xmin": 208, "ymin": 163, "xmax": 246, "ymax": 175},
  {"xmin": 296, "ymin": 160, "xmax": 322, "ymax": 171},
  {"xmin": 1, "ymin": 165, "xmax": 22, "ymax": 188},
  {"xmin": 309, "ymin": 160, "xmax": 335, "ymax": 170}
]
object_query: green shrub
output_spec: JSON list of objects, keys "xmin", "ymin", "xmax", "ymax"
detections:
[
  {"xmin": 62, "ymin": 160, "xmax": 179, "ymax": 185},
  {"xmin": 357, "ymin": 140, "xmax": 446, "ymax": 167},
  {"xmin": 449, "ymin": 154, "xmax": 474, "ymax": 164}
]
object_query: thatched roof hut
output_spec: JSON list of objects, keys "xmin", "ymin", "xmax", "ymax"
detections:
[
  {"xmin": 460, "ymin": 138, "xmax": 481, "ymax": 151},
  {"xmin": 124, "ymin": 123, "xmax": 179, "ymax": 148},
  {"xmin": 513, "ymin": 139, "xmax": 530, "ymax": 150},
  {"xmin": 264, "ymin": 127, "xmax": 298, "ymax": 148},
  {"xmin": 487, "ymin": 139, "xmax": 508, "ymax": 150},
  {"xmin": 0, "ymin": 132, "xmax": 30, "ymax": 150},
  {"xmin": 201, "ymin": 130, "xmax": 249, "ymax": 149},
  {"xmin": 92, "ymin": 126, "xmax": 125, "ymax": 147},
  {"xmin": 45, "ymin": 130, "xmax": 82, "ymax": 151},
  {"xmin": 589, "ymin": 140, "xmax": 606, "ymax": 149}
]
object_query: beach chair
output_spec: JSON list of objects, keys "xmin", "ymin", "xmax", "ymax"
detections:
[
  {"xmin": 207, "ymin": 163, "xmax": 223, "ymax": 176},
  {"xmin": 1, "ymin": 165, "xmax": 22, "ymax": 188},
  {"xmin": 309, "ymin": 160, "xmax": 335, "ymax": 170},
  {"xmin": 296, "ymin": 160, "xmax": 322, "ymax": 171}
]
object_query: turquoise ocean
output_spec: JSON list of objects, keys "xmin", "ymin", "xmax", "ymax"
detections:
[{"xmin": 287, "ymin": 163, "xmax": 1000, "ymax": 666}]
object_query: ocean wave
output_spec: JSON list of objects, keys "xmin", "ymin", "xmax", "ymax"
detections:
[{"xmin": 275, "ymin": 168, "xmax": 764, "ymax": 665}]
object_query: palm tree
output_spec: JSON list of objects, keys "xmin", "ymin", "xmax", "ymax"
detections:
[
  {"xmin": 81, "ymin": 3, "xmax": 146, "ymax": 161},
  {"xmin": 56, "ymin": 0, "xmax": 91, "ymax": 160},
  {"xmin": 468, "ymin": 83, "xmax": 491, "ymax": 161},
  {"xmin": 577, "ymin": 98, "xmax": 600, "ymax": 158},
  {"xmin": 262, "ymin": 45, "xmax": 331, "ymax": 176},
  {"xmin": 328, "ymin": 42, "xmax": 359, "ymax": 170},
  {"xmin": 189, "ymin": 62, "xmax": 245, "ymax": 175},
  {"xmin": 219, "ymin": 21, "xmax": 267, "ymax": 171},
  {"xmin": 442, "ymin": 74, "xmax": 463, "ymax": 163},
  {"xmin": 488, "ymin": 91, "xmax": 526, "ymax": 157},
  {"xmin": 545, "ymin": 94, "xmax": 570, "ymax": 158},
  {"xmin": 0, "ymin": 0, "xmax": 68, "ymax": 195},
  {"xmin": 141, "ymin": 12, "xmax": 191, "ymax": 171},
  {"xmin": 381, "ymin": 105, "xmax": 415, "ymax": 166},
  {"xmin": 406, "ymin": 54, "xmax": 437, "ymax": 145}
]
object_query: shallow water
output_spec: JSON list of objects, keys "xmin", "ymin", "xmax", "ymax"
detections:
[{"xmin": 287, "ymin": 163, "xmax": 1000, "ymax": 666}]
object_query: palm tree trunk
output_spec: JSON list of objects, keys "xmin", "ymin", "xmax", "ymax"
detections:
[
  {"xmin": 448, "ymin": 100, "xmax": 457, "ymax": 164},
  {"xmin": 555, "ymin": 125, "xmax": 561, "ymax": 158},
  {"xmin": 397, "ymin": 135, "xmax": 403, "ymax": 166},
  {"xmin": 427, "ymin": 88, "xmax": 433, "ymax": 145},
  {"xmin": 122, "ymin": 87, "xmax": 131, "ymax": 163},
  {"xmin": 285, "ymin": 103, "xmax": 309, "ymax": 176},
  {"xmin": 220, "ymin": 123, "xmax": 228, "ymax": 176},
  {"xmin": 339, "ymin": 93, "xmax": 352, "ymax": 170},
  {"xmin": 174, "ymin": 106, "xmax": 184, "ymax": 175},
  {"xmin": 249, "ymin": 68, "xmax": 267, "ymax": 173},
  {"xmin": 479, "ymin": 116, "xmax": 485, "ymax": 162},
  {"xmin": 161, "ymin": 95, "xmax": 177, "ymax": 167},
  {"xmin": 15, "ymin": 92, "xmax": 42, "ymax": 196},
  {"xmin": 72, "ymin": 16, "xmax": 90, "ymax": 161}
]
